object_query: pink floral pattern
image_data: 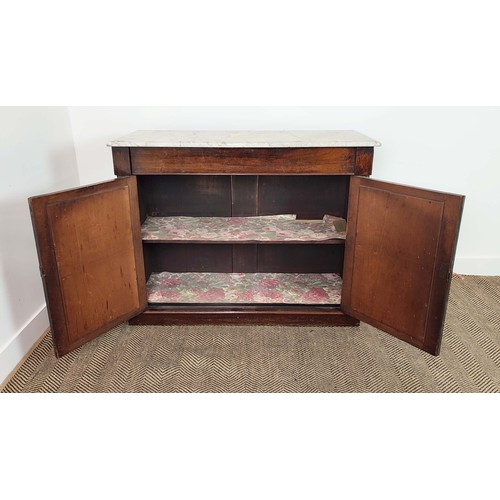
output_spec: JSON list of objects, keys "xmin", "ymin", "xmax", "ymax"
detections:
[
  {"xmin": 141, "ymin": 214, "xmax": 346, "ymax": 242},
  {"xmin": 147, "ymin": 272, "xmax": 342, "ymax": 305}
]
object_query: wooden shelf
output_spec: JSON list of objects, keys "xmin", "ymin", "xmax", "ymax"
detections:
[
  {"xmin": 146, "ymin": 272, "xmax": 342, "ymax": 305},
  {"xmin": 141, "ymin": 214, "xmax": 346, "ymax": 244}
]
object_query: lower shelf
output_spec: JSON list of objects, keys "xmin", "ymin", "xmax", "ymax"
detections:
[{"xmin": 146, "ymin": 272, "xmax": 342, "ymax": 305}]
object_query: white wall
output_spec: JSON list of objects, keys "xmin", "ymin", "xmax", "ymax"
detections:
[
  {"xmin": 0, "ymin": 107, "xmax": 80, "ymax": 384},
  {"xmin": 68, "ymin": 106, "xmax": 500, "ymax": 276}
]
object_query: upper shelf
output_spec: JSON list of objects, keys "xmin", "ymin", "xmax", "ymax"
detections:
[
  {"xmin": 142, "ymin": 214, "xmax": 346, "ymax": 244},
  {"xmin": 108, "ymin": 130, "xmax": 381, "ymax": 148}
]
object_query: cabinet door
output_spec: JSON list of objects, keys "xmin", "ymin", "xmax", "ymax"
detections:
[
  {"xmin": 342, "ymin": 177, "xmax": 464, "ymax": 355},
  {"xmin": 29, "ymin": 177, "xmax": 147, "ymax": 357}
]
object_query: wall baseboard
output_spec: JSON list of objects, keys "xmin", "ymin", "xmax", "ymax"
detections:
[
  {"xmin": 454, "ymin": 257, "xmax": 500, "ymax": 277},
  {"xmin": 0, "ymin": 306, "xmax": 49, "ymax": 388}
]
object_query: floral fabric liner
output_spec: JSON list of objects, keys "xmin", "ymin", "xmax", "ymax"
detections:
[
  {"xmin": 147, "ymin": 272, "xmax": 342, "ymax": 305},
  {"xmin": 141, "ymin": 214, "xmax": 346, "ymax": 242}
]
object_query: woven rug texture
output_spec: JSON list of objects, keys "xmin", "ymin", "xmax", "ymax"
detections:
[{"xmin": 2, "ymin": 275, "xmax": 500, "ymax": 393}]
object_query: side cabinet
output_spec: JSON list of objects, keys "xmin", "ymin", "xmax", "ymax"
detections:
[{"xmin": 29, "ymin": 131, "xmax": 464, "ymax": 357}]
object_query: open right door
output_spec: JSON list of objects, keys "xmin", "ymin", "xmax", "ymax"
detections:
[{"xmin": 342, "ymin": 177, "xmax": 464, "ymax": 355}]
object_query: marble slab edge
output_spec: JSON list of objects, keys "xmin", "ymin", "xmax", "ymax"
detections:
[{"xmin": 107, "ymin": 130, "xmax": 382, "ymax": 148}]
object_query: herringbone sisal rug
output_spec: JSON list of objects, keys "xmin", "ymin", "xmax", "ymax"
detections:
[{"xmin": 3, "ymin": 275, "xmax": 500, "ymax": 392}]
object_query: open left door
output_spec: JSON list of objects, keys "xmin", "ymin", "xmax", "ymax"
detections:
[
  {"xmin": 342, "ymin": 177, "xmax": 464, "ymax": 355},
  {"xmin": 29, "ymin": 177, "xmax": 147, "ymax": 357}
]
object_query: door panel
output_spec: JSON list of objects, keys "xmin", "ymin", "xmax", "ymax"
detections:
[
  {"xmin": 342, "ymin": 177, "xmax": 464, "ymax": 355},
  {"xmin": 29, "ymin": 177, "xmax": 146, "ymax": 356}
]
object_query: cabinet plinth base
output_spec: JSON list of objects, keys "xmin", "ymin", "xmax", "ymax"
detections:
[{"xmin": 128, "ymin": 309, "xmax": 359, "ymax": 327}]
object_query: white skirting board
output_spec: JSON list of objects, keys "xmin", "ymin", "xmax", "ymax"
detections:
[{"xmin": 0, "ymin": 306, "xmax": 49, "ymax": 387}]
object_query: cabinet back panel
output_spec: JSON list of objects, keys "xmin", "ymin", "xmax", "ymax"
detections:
[
  {"xmin": 137, "ymin": 176, "xmax": 232, "ymax": 221},
  {"xmin": 144, "ymin": 244, "xmax": 233, "ymax": 274},
  {"xmin": 144, "ymin": 243, "xmax": 343, "ymax": 274},
  {"xmin": 257, "ymin": 245, "xmax": 344, "ymax": 274},
  {"xmin": 138, "ymin": 175, "xmax": 349, "ymax": 221},
  {"xmin": 231, "ymin": 176, "xmax": 259, "ymax": 216},
  {"xmin": 258, "ymin": 176, "xmax": 349, "ymax": 219}
]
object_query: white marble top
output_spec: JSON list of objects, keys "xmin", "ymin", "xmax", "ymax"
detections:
[{"xmin": 107, "ymin": 130, "xmax": 381, "ymax": 148}]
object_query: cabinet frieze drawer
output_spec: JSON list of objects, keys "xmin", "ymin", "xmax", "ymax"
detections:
[{"xmin": 130, "ymin": 147, "xmax": 362, "ymax": 174}]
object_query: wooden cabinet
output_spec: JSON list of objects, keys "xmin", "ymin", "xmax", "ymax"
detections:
[{"xmin": 29, "ymin": 131, "xmax": 464, "ymax": 357}]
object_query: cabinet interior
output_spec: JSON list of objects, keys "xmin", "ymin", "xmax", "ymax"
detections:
[{"xmin": 137, "ymin": 175, "xmax": 350, "ymax": 308}]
